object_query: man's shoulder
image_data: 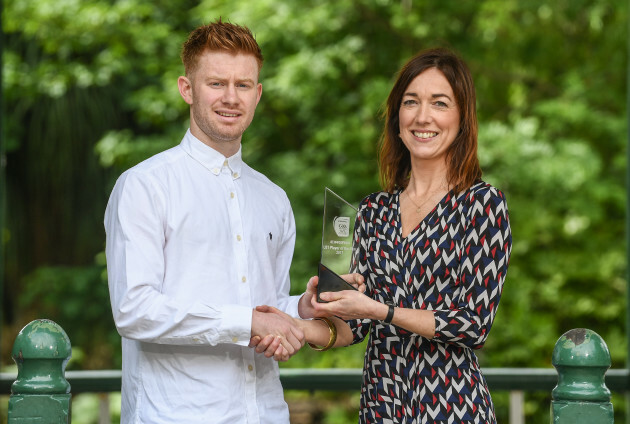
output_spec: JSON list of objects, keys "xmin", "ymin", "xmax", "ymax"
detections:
[
  {"xmin": 242, "ymin": 164, "xmax": 289, "ymax": 200},
  {"xmin": 111, "ymin": 146, "xmax": 184, "ymax": 196},
  {"xmin": 125, "ymin": 145, "xmax": 184, "ymax": 176},
  {"xmin": 119, "ymin": 146, "xmax": 185, "ymax": 183}
]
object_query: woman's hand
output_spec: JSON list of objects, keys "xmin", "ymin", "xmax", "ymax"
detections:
[
  {"xmin": 312, "ymin": 287, "xmax": 383, "ymax": 321},
  {"xmin": 298, "ymin": 273, "xmax": 365, "ymax": 319}
]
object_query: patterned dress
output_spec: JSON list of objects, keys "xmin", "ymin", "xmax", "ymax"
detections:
[{"xmin": 348, "ymin": 181, "xmax": 512, "ymax": 424}]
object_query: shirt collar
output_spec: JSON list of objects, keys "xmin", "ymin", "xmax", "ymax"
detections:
[{"xmin": 180, "ymin": 129, "xmax": 243, "ymax": 179}]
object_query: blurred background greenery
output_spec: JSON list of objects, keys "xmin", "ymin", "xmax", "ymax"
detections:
[{"xmin": 0, "ymin": 0, "xmax": 628, "ymax": 422}]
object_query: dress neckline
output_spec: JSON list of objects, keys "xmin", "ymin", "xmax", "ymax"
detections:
[{"xmin": 396, "ymin": 188, "xmax": 450, "ymax": 240}]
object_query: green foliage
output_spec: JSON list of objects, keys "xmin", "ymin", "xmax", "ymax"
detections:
[
  {"xmin": 71, "ymin": 393, "xmax": 121, "ymax": 424},
  {"xmin": 2, "ymin": 0, "xmax": 628, "ymax": 422},
  {"xmin": 18, "ymin": 260, "xmax": 121, "ymax": 369}
]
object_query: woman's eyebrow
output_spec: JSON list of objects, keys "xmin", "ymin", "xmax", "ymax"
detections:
[{"xmin": 402, "ymin": 92, "xmax": 454, "ymax": 101}]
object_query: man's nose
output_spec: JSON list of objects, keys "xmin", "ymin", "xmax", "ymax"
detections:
[{"xmin": 222, "ymin": 84, "xmax": 239, "ymax": 104}]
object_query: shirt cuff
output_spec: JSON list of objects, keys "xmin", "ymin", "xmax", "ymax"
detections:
[
  {"xmin": 218, "ymin": 304, "xmax": 253, "ymax": 346},
  {"xmin": 283, "ymin": 294, "xmax": 302, "ymax": 319}
]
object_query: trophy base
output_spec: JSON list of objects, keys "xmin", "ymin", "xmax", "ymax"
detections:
[{"xmin": 317, "ymin": 263, "xmax": 358, "ymax": 303}]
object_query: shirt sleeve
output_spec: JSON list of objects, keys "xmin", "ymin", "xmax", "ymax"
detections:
[
  {"xmin": 432, "ymin": 187, "xmax": 512, "ymax": 349},
  {"xmin": 105, "ymin": 170, "xmax": 252, "ymax": 347},
  {"xmin": 274, "ymin": 194, "xmax": 302, "ymax": 318}
]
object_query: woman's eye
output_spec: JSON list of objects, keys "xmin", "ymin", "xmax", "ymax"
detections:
[{"xmin": 402, "ymin": 99, "xmax": 417, "ymax": 106}]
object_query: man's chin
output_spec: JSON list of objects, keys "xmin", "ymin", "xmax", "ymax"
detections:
[{"xmin": 209, "ymin": 126, "xmax": 247, "ymax": 143}]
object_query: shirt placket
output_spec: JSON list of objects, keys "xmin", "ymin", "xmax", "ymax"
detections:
[{"xmin": 222, "ymin": 162, "xmax": 260, "ymax": 424}]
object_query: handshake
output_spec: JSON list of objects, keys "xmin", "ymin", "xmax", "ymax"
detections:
[{"xmin": 249, "ymin": 273, "xmax": 365, "ymax": 362}]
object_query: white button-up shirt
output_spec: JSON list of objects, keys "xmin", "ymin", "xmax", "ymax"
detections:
[{"xmin": 105, "ymin": 130, "xmax": 301, "ymax": 424}]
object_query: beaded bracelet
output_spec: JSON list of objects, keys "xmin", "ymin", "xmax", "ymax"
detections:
[{"xmin": 307, "ymin": 317, "xmax": 337, "ymax": 351}]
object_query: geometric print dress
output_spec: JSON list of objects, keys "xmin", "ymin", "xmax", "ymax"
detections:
[{"xmin": 347, "ymin": 181, "xmax": 512, "ymax": 424}]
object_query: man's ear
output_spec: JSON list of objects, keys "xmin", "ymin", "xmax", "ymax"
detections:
[
  {"xmin": 178, "ymin": 76, "xmax": 193, "ymax": 105},
  {"xmin": 256, "ymin": 83, "xmax": 262, "ymax": 106}
]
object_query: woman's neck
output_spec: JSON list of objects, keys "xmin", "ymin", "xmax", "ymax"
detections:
[{"xmin": 406, "ymin": 161, "xmax": 449, "ymax": 196}]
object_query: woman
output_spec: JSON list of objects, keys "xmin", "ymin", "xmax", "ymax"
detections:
[{"xmin": 256, "ymin": 48, "xmax": 512, "ymax": 423}]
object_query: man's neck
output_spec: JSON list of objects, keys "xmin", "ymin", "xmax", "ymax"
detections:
[{"xmin": 190, "ymin": 128, "xmax": 241, "ymax": 158}]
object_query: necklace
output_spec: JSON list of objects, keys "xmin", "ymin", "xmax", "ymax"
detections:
[{"xmin": 404, "ymin": 188, "xmax": 445, "ymax": 215}]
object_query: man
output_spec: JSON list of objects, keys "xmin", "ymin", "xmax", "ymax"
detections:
[{"xmin": 105, "ymin": 19, "xmax": 305, "ymax": 423}]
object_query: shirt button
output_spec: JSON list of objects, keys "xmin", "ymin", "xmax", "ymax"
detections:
[
  {"xmin": 242, "ymin": 276, "xmax": 247, "ymax": 283},
  {"xmin": 232, "ymin": 336, "xmax": 238, "ymax": 343},
  {"xmin": 237, "ymin": 235, "xmax": 242, "ymax": 241},
  {"xmin": 233, "ymin": 172, "xmax": 239, "ymax": 178},
  {"xmin": 230, "ymin": 192, "xmax": 235, "ymax": 199},
  {"xmin": 212, "ymin": 168, "xmax": 219, "ymax": 174},
  {"xmin": 248, "ymin": 364, "xmax": 254, "ymax": 371},
  {"xmin": 223, "ymin": 159, "xmax": 228, "ymax": 166}
]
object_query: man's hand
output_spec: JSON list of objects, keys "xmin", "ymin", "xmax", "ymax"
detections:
[
  {"xmin": 250, "ymin": 307, "xmax": 304, "ymax": 361},
  {"xmin": 249, "ymin": 334, "xmax": 288, "ymax": 361},
  {"xmin": 298, "ymin": 273, "xmax": 366, "ymax": 319}
]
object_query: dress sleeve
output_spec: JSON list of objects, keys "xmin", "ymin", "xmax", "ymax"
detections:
[
  {"xmin": 105, "ymin": 170, "xmax": 252, "ymax": 346},
  {"xmin": 346, "ymin": 197, "xmax": 373, "ymax": 345},
  {"xmin": 432, "ymin": 187, "xmax": 512, "ymax": 349}
]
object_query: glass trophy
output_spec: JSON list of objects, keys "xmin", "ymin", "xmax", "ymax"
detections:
[{"xmin": 317, "ymin": 187, "xmax": 359, "ymax": 303}]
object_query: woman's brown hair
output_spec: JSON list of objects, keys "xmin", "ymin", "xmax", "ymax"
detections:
[{"xmin": 378, "ymin": 48, "xmax": 481, "ymax": 194}]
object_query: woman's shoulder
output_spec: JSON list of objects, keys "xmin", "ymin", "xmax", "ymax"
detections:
[
  {"xmin": 358, "ymin": 190, "xmax": 397, "ymax": 210},
  {"xmin": 455, "ymin": 181, "xmax": 510, "ymax": 222},
  {"xmin": 458, "ymin": 180, "xmax": 508, "ymax": 204}
]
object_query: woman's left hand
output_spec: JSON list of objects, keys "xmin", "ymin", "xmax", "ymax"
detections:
[
  {"xmin": 312, "ymin": 288, "xmax": 381, "ymax": 321},
  {"xmin": 298, "ymin": 273, "xmax": 365, "ymax": 319}
]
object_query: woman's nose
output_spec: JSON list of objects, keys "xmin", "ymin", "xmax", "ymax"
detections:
[{"xmin": 415, "ymin": 104, "xmax": 430, "ymax": 124}]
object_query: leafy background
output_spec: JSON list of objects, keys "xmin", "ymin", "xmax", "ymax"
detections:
[{"xmin": 1, "ymin": 0, "xmax": 627, "ymax": 422}]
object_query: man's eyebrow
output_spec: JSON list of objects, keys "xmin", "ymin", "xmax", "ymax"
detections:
[{"xmin": 204, "ymin": 76, "xmax": 256, "ymax": 84}]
